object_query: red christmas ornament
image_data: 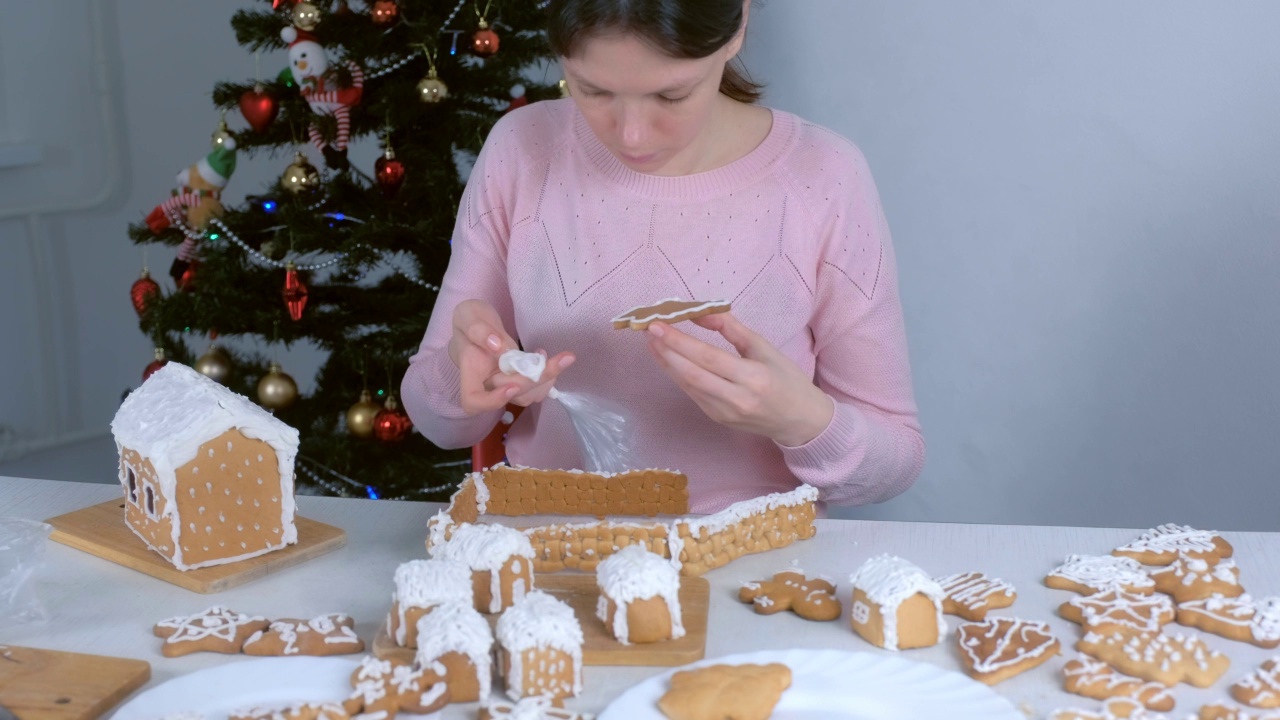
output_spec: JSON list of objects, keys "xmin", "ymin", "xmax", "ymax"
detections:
[
  {"xmin": 130, "ymin": 268, "xmax": 161, "ymax": 316},
  {"xmin": 373, "ymin": 396, "xmax": 413, "ymax": 443},
  {"xmin": 374, "ymin": 146, "xmax": 406, "ymax": 198},
  {"xmin": 239, "ymin": 84, "xmax": 280, "ymax": 134},
  {"xmin": 143, "ymin": 348, "xmax": 168, "ymax": 382},
  {"xmin": 272, "ymin": 0, "xmax": 295, "ymax": 9},
  {"xmin": 178, "ymin": 260, "xmax": 198, "ymax": 292},
  {"xmin": 282, "ymin": 262, "xmax": 309, "ymax": 321},
  {"xmin": 371, "ymin": 0, "xmax": 399, "ymax": 25},
  {"xmin": 506, "ymin": 84, "xmax": 528, "ymax": 113},
  {"xmin": 471, "ymin": 20, "xmax": 500, "ymax": 58}
]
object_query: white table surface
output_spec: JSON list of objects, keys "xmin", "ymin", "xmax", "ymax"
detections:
[{"xmin": 3, "ymin": 475, "xmax": 1278, "ymax": 719}]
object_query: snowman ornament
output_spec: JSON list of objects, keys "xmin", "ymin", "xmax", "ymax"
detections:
[{"xmin": 282, "ymin": 27, "xmax": 364, "ymax": 158}]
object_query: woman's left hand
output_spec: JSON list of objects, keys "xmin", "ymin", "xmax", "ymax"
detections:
[{"xmin": 645, "ymin": 312, "xmax": 835, "ymax": 447}]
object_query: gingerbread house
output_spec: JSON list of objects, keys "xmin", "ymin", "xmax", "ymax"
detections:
[
  {"xmin": 848, "ymin": 554, "xmax": 947, "ymax": 651},
  {"xmin": 110, "ymin": 362, "xmax": 300, "ymax": 571},
  {"xmin": 387, "ymin": 558, "xmax": 473, "ymax": 648},
  {"xmin": 495, "ymin": 590, "xmax": 584, "ymax": 702},
  {"xmin": 430, "ymin": 522, "xmax": 536, "ymax": 614},
  {"xmin": 414, "ymin": 601, "xmax": 494, "ymax": 703},
  {"xmin": 596, "ymin": 544, "xmax": 684, "ymax": 644}
]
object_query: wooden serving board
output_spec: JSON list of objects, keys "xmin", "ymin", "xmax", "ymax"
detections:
[
  {"xmin": 45, "ymin": 498, "xmax": 346, "ymax": 594},
  {"xmin": 373, "ymin": 573, "xmax": 709, "ymax": 667},
  {"xmin": 0, "ymin": 645, "xmax": 150, "ymax": 720}
]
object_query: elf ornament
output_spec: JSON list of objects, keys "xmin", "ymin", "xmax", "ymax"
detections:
[
  {"xmin": 346, "ymin": 389, "xmax": 381, "ymax": 438},
  {"xmin": 258, "ymin": 362, "xmax": 299, "ymax": 411},
  {"xmin": 130, "ymin": 267, "xmax": 161, "ymax": 316},
  {"xmin": 281, "ymin": 27, "xmax": 364, "ymax": 161},
  {"xmin": 373, "ymin": 395, "xmax": 413, "ymax": 443}
]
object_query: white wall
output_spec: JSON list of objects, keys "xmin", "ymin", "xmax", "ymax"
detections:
[
  {"xmin": 744, "ymin": 1, "xmax": 1280, "ymax": 530},
  {"xmin": 2, "ymin": 1, "xmax": 1277, "ymax": 529}
]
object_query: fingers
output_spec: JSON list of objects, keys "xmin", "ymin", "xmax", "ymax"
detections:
[
  {"xmin": 453, "ymin": 300, "xmax": 516, "ymax": 354},
  {"xmin": 691, "ymin": 312, "xmax": 771, "ymax": 361},
  {"xmin": 646, "ymin": 333, "xmax": 742, "ymax": 404},
  {"xmin": 459, "ymin": 352, "xmax": 519, "ymax": 415},
  {"xmin": 647, "ymin": 321, "xmax": 748, "ymax": 383},
  {"xmin": 509, "ymin": 351, "xmax": 575, "ymax": 406}
]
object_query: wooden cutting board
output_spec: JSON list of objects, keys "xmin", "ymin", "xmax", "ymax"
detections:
[
  {"xmin": 373, "ymin": 572, "xmax": 709, "ymax": 666},
  {"xmin": 45, "ymin": 498, "xmax": 346, "ymax": 594},
  {"xmin": 0, "ymin": 645, "xmax": 150, "ymax": 720}
]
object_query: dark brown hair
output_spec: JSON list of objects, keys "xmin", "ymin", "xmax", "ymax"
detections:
[{"xmin": 547, "ymin": 0, "xmax": 764, "ymax": 104}]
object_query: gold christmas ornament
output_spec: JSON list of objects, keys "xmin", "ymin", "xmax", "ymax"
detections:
[
  {"xmin": 416, "ymin": 69, "xmax": 448, "ymax": 103},
  {"xmin": 280, "ymin": 151, "xmax": 320, "ymax": 194},
  {"xmin": 346, "ymin": 388, "xmax": 382, "ymax": 438},
  {"xmin": 558, "ymin": 78, "xmax": 571, "ymax": 98},
  {"xmin": 291, "ymin": 2, "xmax": 321, "ymax": 30},
  {"xmin": 194, "ymin": 345, "xmax": 233, "ymax": 384},
  {"xmin": 257, "ymin": 362, "xmax": 299, "ymax": 411},
  {"xmin": 211, "ymin": 116, "xmax": 234, "ymax": 150}
]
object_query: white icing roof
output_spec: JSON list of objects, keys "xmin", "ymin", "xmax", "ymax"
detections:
[
  {"xmin": 415, "ymin": 601, "xmax": 494, "ymax": 665},
  {"xmin": 496, "ymin": 590, "xmax": 584, "ymax": 653},
  {"xmin": 434, "ymin": 522, "xmax": 535, "ymax": 571},
  {"xmin": 111, "ymin": 362, "xmax": 300, "ymax": 479},
  {"xmin": 596, "ymin": 544, "xmax": 679, "ymax": 603},
  {"xmin": 394, "ymin": 558, "xmax": 473, "ymax": 608},
  {"xmin": 849, "ymin": 554, "xmax": 945, "ymax": 608}
]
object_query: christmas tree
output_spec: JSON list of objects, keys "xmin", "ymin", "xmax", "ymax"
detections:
[{"xmin": 127, "ymin": 0, "xmax": 558, "ymax": 500}]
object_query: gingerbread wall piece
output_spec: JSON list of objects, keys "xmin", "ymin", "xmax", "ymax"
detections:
[
  {"xmin": 112, "ymin": 362, "xmax": 300, "ymax": 571},
  {"xmin": 1076, "ymin": 629, "xmax": 1230, "ymax": 688},
  {"xmin": 1151, "ymin": 555, "xmax": 1244, "ymax": 603},
  {"xmin": 496, "ymin": 590, "xmax": 584, "ymax": 702},
  {"xmin": 154, "ymin": 606, "xmax": 269, "ymax": 657},
  {"xmin": 387, "ymin": 558, "xmax": 473, "ymax": 648},
  {"xmin": 1197, "ymin": 704, "xmax": 1280, "ymax": 720},
  {"xmin": 848, "ymin": 554, "xmax": 947, "ymax": 651},
  {"xmin": 1048, "ymin": 697, "xmax": 1169, "ymax": 720},
  {"xmin": 230, "ymin": 704, "xmax": 349, "ymax": 720},
  {"xmin": 1114, "ymin": 524, "xmax": 1233, "ymax": 566},
  {"xmin": 1060, "ymin": 588, "xmax": 1176, "ymax": 635},
  {"xmin": 611, "ymin": 298, "xmax": 731, "ymax": 331},
  {"xmin": 342, "ymin": 655, "xmax": 449, "ymax": 719},
  {"xmin": 479, "ymin": 696, "xmax": 592, "ymax": 720},
  {"xmin": 1063, "ymin": 655, "xmax": 1176, "ymax": 711},
  {"xmin": 956, "ymin": 616, "xmax": 1060, "ymax": 685},
  {"xmin": 414, "ymin": 601, "xmax": 493, "ymax": 703},
  {"xmin": 1232, "ymin": 657, "xmax": 1280, "ymax": 709},
  {"xmin": 739, "ymin": 570, "xmax": 841, "ymax": 622},
  {"xmin": 1046, "ymin": 555, "xmax": 1156, "ymax": 596},
  {"xmin": 596, "ymin": 544, "xmax": 685, "ymax": 644},
  {"xmin": 936, "ymin": 571, "xmax": 1016, "ymax": 621},
  {"xmin": 656, "ymin": 663, "xmax": 791, "ymax": 720},
  {"xmin": 242, "ymin": 614, "xmax": 363, "ymax": 656},
  {"xmin": 1178, "ymin": 595, "xmax": 1280, "ymax": 649}
]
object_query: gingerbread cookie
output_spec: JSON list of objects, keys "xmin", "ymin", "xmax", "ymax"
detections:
[
  {"xmin": 1114, "ymin": 524, "xmax": 1233, "ymax": 566},
  {"xmin": 738, "ymin": 570, "xmax": 841, "ymax": 622},
  {"xmin": 611, "ymin": 298, "xmax": 731, "ymax": 331},
  {"xmin": 1077, "ymin": 628, "xmax": 1230, "ymax": 687},
  {"xmin": 1060, "ymin": 588, "xmax": 1176, "ymax": 635},
  {"xmin": 656, "ymin": 663, "xmax": 791, "ymax": 720},
  {"xmin": 936, "ymin": 571, "xmax": 1016, "ymax": 621},
  {"xmin": 1232, "ymin": 657, "xmax": 1280, "ymax": 709},
  {"xmin": 1048, "ymin": 697, "xmax": 1169, "ymax": 720},
  {"xmin": 479, "ymin": 696, "xmax": 591, "ymax": 720},
  {"xmin": 229, "ymin": 704, "xmax": 349, "ymax": 720},
  {"xmin": 154, "ymin": 606, "xmax": 269, "ymax": 657},
  {"xmin": 1178, "ymin": 595, "xmax": 1280, "ymax": 649},
  {"xmin": 1063, "ymin": 655, "xmax": 1175, "ymax": 711},
  {"xmin": 1046, "ymin": 555, "xmax": 1155, "ymax": 596},
  {"xmin": 1197, "ymin": 704, "xmax": 1280, "ymax": 720},
  {"xmin": 242, "ymin": 614, "xmax": 364, "ymax": 656},
  {"xmin": 955, "ymin": 616, "xmax": 1059, "ymax": 685},
  {"xmin": 342, "ymin": 655, "xmax": 449, "ymax": 719},
  {"xmin": 1151, "ymin": 555, "xmax": 1244, "ymax": 603}
]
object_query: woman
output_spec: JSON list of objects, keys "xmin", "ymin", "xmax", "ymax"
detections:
[{"xmin": 401, "ymin": 0, "xmax": 924, "ymax": 513}]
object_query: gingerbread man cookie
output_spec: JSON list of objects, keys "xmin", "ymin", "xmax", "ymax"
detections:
[
  {"xmin": 657, "ymin": 663, "xmax": 791, "ymax": 720},
  {"xmin": 1048, "ymin": 697, "xmax": 1169, "ymax": 720},
  {"xmin": 1046, "ymin": 555, "xmax": 1155, "ymax": 596},
  {"xmin": 230, "ymin": 704, "xmax": 349, "ymax": 720},
  {"xmin": 1076, "ymin": 628, "xmax": 1230, "ymax": 687},
  {"xmin": 1232, "ymin": 657, "xmax": 1280, "ymax": 709},
  {"xmin": 611, "ymin": 298, "xmax": 731, "ymax": 331},
  {"xmin": 1178, "ymin": 595, "xmax": 1280, "ymax": 649},
  {"xmin": 342, "ymin": 656, "xmax": 449, "ymax": 719},
  {"xmin": 1060, "ymin": 588, "xmax": 1176, "ymax": 635},
  {"xmin": 955, "ymin": 616, "xmax": 1060, "ymax": 685},
  {"xmin": 1151, "ymin": 555, "xmax": 1244, "ymax": 603},
  {"xmin": 738, "ymin": 570, "xmax": 841, "ymax": 622},
  {"xmin": 936, "ymin": 571, "xmax": 1016, "ymax": 621},
  {"xmin": 1197, "ymin": 704, "xmax": 1280, "ymax": 720},
  {"xmin": 154, "ymin": 606, "xmax": 269, "ymax": 657},
  {"xmin": 243, "ymin": 614, "xmax": 364, "ymax": 656},
  {"xmin": 1113, "ymin": 524, "xmax": 1233, "ymax": 566},
  {"xmin": 1063, "ymin": 655, "xmax": 1175, "ymax": 712}
]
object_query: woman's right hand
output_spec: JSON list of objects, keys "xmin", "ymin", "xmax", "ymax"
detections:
[{"xmin": 449, "ymin": 299, "xmax": 575, "ymax": 415}]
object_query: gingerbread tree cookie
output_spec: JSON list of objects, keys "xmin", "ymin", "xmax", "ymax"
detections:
[
  {"xmin": 1076, "ymin": 628, "xmax": 1230, "ymax": 687},
  {"xmin": 1232, "ymin": 657, "xmax": 1280, "ymax": 709},
  {"xmin": 1151, "ymin": 555, "xmax": 1244, "ymax": 603},
  {"xmin": 611, "ymin": 298, "xmax": 731, "ymax": 331},
  {"xmin": 1046, "ymin": 555, "xmax": 1155, "ymax": 596},
  {"xmin": 657, "ymin": 663, "xmax": 791, "ymax": 720},
  {"xmin": 1178, "ymin": 595, "xmax": 1280, "ymax": 649},
  {"xmin": 1114, "ymin": 524, "xmax": 1232, "ymax": 566},
  {"xmin": 1063, "ymin": 655, "xmax": 1175, "ymax": 712},
  {"xmin": 154, "ymin": 606, "xmax": 269, "ymax": 657},
  {"xmin": 739, "ymin": 569, "xmax": 841, "ymax": 622},
  {"xmin": 1060, "ymin": 588, "xmax": 1175, "ymax": 635},
  {"xmin": 1048, "ymin": 697, "xmax": 1169, "ymax": 720},
  {"xmin": 936, "ymin": 571, "xmax": 1016, "ymax": 621},
  {"xmin": 243, "ymin": 614, "xmax": 363, "ymax": 656},
  {"xmin": 955, "ymin": 616, "xmax": 1060, "ymax": 685}
]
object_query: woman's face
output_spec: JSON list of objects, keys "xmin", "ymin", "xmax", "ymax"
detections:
[{"xmin": 561, "ymin": 31, "xmax": 741, "ymax": 176}]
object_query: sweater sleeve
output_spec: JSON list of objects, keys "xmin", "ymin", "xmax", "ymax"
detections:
[
  {"xmin": 400, "ymin": 119, "xmax": 521, "ymax": 450},
  {"xmin": 779, "ymin": 145, "xmax": 926, "ymax": 505}
]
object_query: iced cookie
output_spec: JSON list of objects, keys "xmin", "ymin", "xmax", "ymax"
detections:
[
  {"xmin": 154, "ymin": 606, "xmax": 269, "ymax": 657},
  {"xmin": 1151, "ymin": 555, "xmax": 1244, "ymax": 603},
  {"xmin": 1076, "ymin": 628, "xmax": 1229, "ymax": 687},
  {"xmin": 656, "ymin": 663, "xmax": 791, "ymax": 720},
  {"xmin": 1197, "ymin": 704, "xmax": 1280, "ymax": 720},
  {"xmin": 955, "ymin": 616, "xmax": 1059, "ymax": 685},
  {"xmin": 1048, "ymin": 697, "xmax": 1169, "ymax": 720},
  {"xmin": 229, "ymin": 704, "xmax": 349, "ymax": 720},
  {"xmin": 242, "ymin": 614, "xmax": 364, "ymax": 656},
  {"xmin": 936, "ymin": 571, "xmax": 1016, "ymax": 621},
  {"xmin": 479, "ymin": 696, "xmax": 591, "ymax": 720},
  {"xmin": 611, "ymin": 298, "xmax": 731, "ymax": 331},
  {"xmin": 739, "ymin": 570, "xmax": 841, "ymax": 622},
  {"xmin": 1114, "ymin": 524, "xmax": 1233, "ymax": 566},
  {"xmin": 343, "ymin": 656, "xmax": 449, "ymax": 719},
  {"xmin": 1060, "ymin": 588, "xmax": 1175, "ymax": 635},
  {"xmin": 1063, "ymin": 655, "xmax": 1175, "ymax": 711},
  {"xmin": 1178, "ymin": 595, "xmax": 1280, "ymax": 649},
  {"xmin": 1232, "ymin": 657, "xmax": 1280, "ymax": 709},
  {"xmin": 1046, "ymin": 555, "xmax": 1155, "ymax": 596}
]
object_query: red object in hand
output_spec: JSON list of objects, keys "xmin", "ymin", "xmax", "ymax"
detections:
[
  {"xmin": 239, "ymin": 85, "xmax": 280, "ymax": 134},
  {"xmin": 282, "ymin": 263, "xmax": 308, "ymax": 321},
  {"xmin": 373, "ymin": 396, "xmax": 413, "ymax": 443},
  {"xmin": 374, "ymin": 152, "xmax": 406, "ymax": 198},
  {"xmin": 130, "ymin": 270, "xmax": 161, "ymax": 316}
]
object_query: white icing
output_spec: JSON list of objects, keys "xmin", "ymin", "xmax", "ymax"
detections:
[
  {"xmin": 157, "ymin": 606, "xmax": 265, "ymax": 646},
  {"xmin": 1067, "ymin": 588, "xmax": 1173, "ymax": 634},
  {"xmin": 594, "ymin": 545, "xmax": 684, "ymax": 644},
  {"xmin": 495, "ymin": 590, "xmax": 584, "ymax": 699},
  {"xmin": 483, "ymin": 695, "xmax": 591, "ymax": 720},
  {"xmin": 231, "ymin": 703, "xmax": 347, "ymax": 720},
  {"xmin": 1048, "ymin": 554, "xmax": 1155, "ymax": 592},
  {"xmin": 1046, "ymin": 697, "xmax": 1168, "ymax": 720},
  {"xmin": 848, "ymin": 554, "xmax": 946, "ymax": 651},
  {"xmin": 936, "ymin": 571, "xmax": 1015, "ymax": 611},
  {"xmin": 433, "ymin": 522, "xmax": 535, "ymax": 613},
  {"xmin": 111, "ymin": 363, "xmax": 299, "ymax": 570},
  {"xmin": 1115, "ymin": 523, "xmax": 1222, "ymax": 558},
  {"xmin": 414, "ymin": 601, "xmax": 493, "ymax": 701},
  {"xmin": 956, "ymin": 616, "xmax": 1056, "ymax": 673},
  {"xmin": 390, "ymin": 558, "xmax": 474, "ymax": 645},
  {"xmin": 1180, "ymin": 594, "xmax": 1280, "ymax": 643},
  {"xmin": 498, "ymin": 350, "xmax": 547, "ymax": 383},
  {"xmin": 610, "ymin": 298, "xmax": 730, "ymax": 325},
  {"xmin": 1063, "ymin": 655, "xmax": 1173, "ymax": 707}
]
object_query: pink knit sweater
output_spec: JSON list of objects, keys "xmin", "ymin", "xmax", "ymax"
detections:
[{"xmin": 402, "ymin": 99, "xmax": 924, "ymax": 513}]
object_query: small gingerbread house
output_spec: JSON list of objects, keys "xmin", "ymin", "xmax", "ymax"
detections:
[
  {"xmin": 848, "ymin": 554, "xmax": 947, "ymax": 651},
  {"xmin": 414, "ymin": 601, "xmax": 494, "ymax": 703},
  {"xmin": 596, "ymin": 544, "xmax": 685, "ymax": 644},
  {"xmin": 431, "ymin": 522, "xmax": 535, "ymax": 614},
  {"xmin": 496, "ymin": 590, "xmax": 584, "ymax": 702},
  {"xmin": 387, "ymin": 558, "xmax": 473, "ymax": 648},
  {"xmin": 110, "ymin": 362, "xmax": 300, "ymax": 571}
]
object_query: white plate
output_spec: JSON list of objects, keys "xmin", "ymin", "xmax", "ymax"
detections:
[
  {"xmin": 111, "ymin": 657, "xmax": 366, "ymax": 720},
  {"xmin": 598, "ymin": 649, "xmax": 1022, "ymax": 720}
]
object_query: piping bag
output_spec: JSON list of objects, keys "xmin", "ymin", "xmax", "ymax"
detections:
[{"xmin": 499, "ymin": 349, "xmax": 633, "ymax": 473}]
